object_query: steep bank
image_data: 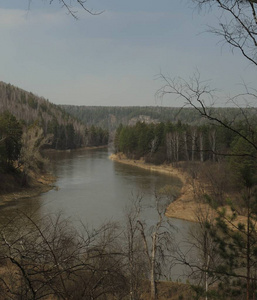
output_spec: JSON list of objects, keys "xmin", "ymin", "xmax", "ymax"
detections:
[
  {"xmin": 110, "ymin": 153, "xmax": 212, "ymax": 223},
  {"xmin": 0, "ymin": 171, "xmax": 56, "ymax": 206},
  {"xmin": 0, "ymin": 146, "xmax": 107, "ymax": 206}
]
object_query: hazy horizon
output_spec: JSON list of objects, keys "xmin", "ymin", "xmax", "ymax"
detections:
[{"xmin": 1, "ymin": 0, "xmax": 256, "ymax": 107}]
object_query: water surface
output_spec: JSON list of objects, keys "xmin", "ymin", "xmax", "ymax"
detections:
[
  {"xmin": 2, "ymin": 148, "xmax": 196, "ymax": 279},
  {"xmin": 6, "ymin": 148, "xmax": 183, "ymax": 225}
]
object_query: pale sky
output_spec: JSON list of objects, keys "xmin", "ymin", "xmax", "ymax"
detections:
[{"xmin": 0, "ymin": 0, "xmax": 256, "ymax": 106}]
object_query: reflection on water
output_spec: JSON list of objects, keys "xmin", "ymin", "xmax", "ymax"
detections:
[
  {"xmin": 2, "ymin": 148, "xmax": 181, "ymax": 226},
  {"xmin": 0, "ymin": 148, "xmax": 196, "ymax": 280}
]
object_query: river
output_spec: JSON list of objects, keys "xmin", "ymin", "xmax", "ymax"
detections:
[{"xmin": 2, "ymin": 148, "xmax": 197, "ymax": 280}]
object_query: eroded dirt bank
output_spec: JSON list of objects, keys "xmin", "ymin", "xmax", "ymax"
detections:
[
  {"xmin": 110, "ymin": 153, "xmax": 212, "ymax": 223},
  {"xmin": 0, "ymin": 146, "xmax": 109, "ymax": 207},
  {"xmin": 0, "ymin": 172, "xmax": 56, "ymax": 206}
]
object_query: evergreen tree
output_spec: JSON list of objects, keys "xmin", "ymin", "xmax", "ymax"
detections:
[
  {"xmin": 201, "ymin": 137, "xmax": 257, "ymax": 300},
  {"xmin": 0, "ymin": 112, "xmax": 22, "ymax": 171}
]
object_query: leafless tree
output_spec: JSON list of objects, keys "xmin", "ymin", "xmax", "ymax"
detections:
[
  {"xmin": 28, "ymin": 0, "xmax": 103, "ymax": 18},
  {"xmin": 193, "ymin": 0, "xmax": 257, "ymax": 66},
  {"xmin": 0, "ymin": 211, "xmax": 128, "ymax": 300},
  {"xmin": 156, "ymin": 71, "xmax": 257, "ymax": 158},
  {"xmin": 136, "ymin": 191, "xmax": 175, "ymax": 300},
  {"xmin": 156, "ymin": 0, "xmax": 257, "ymax": 155},
  {"xmin": 174, "ymin": 205, "xmax": 221, "ymax": 300},
  {"xmin": 122, "ymin": 194, "xmax": 147, "ymax": 300}
]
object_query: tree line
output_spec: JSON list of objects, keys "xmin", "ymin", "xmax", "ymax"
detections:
[
  {"xmin": 152, "ymin": 0, "xmax": 257, "ymax": 296},
  {"xmin": 62, "ymin": 104, "xmax": 256, "ymax": 133},
  {"xmin": 2, "ymin": 0, "xmax": 257, "ymax": 298},
  {"xmin": 0, "ymin": 110, "xmax": 108, "ymax": 190},
  {"xmin": 114, "ymin": 120, "xmax": 250, "ymax": 165},
  {"xmin": 0, "ymin": 82, "xmax": 109, "ymax": 151},
  {"xmin": 47, "ymin": 118, "xmax": 108, "ymax": 150},
  {"xmin": 113, "ymin": 113, "xmax": 257, "ymax": 300}
]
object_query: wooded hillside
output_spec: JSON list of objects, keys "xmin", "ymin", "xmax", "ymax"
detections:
[
  {"xmin": 62, "ymin": 104, "xmax": 257, "ymax": 133},
  {"xmin": 0, "ymin": 82, "xmax": 108, "ymax": 150}
]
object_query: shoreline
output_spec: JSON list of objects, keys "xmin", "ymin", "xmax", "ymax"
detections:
[
  {"xmin": 43, "ymin": 145, "xmax": 108, "ymax": 153},
  {"xmin": 110, "ymin": 153, "xmax": 209, "ymax": 223},
  {"xmin": 0, "ymin": 172, "xmax": 56, "ymax": 207},
  {"xmin": 109, "ymin": 153, "xmax": 187, "ymax": 182},
  {"xmin": 110, "ymin": 154, "xmax": 249, "ymax": 226},
  {"xmin": 0, "ymin": 146, "xmax": 107, "ymax": 207}
]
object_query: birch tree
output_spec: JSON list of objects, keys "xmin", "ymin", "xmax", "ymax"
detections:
[
  {"xmin": 123, "ymin": 195, "xmax": 147, "ymax": 300},
  {"xmin": 136, "ymin": 192, "xmax": 175, "ymax": 300}
]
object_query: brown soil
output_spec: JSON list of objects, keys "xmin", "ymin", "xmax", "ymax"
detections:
[
  {"xmin": 110, "ymin": 153, "xmax": 248, "ymax": 226},
  {"xmin": 110, "ymin": 153, "xmax": 208, "ymax": 222},
  {"xmin": 0, "ymin": 171, "xmax": 56, "ymax": 206},
  {"xmin": 0, "ymin": 146, "xmax": 106, "ymax": 207}
]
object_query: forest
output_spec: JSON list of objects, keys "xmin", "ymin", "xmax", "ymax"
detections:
[
  {"xmin": 1, "ymin": 90, "xmax": 257, "ymax": 299},
  {"xmin": 0, "ymin": 93, "xmax": 257, "ymax": 300},
  {"xmin": 0, "ymin": 81, "xmax": 109, "ymax": 151},
  {"xmin": 114, "ymin": 121, "xmax": 232, "ymax": 164},
  {"xmin": 0, "ymin": 82, "xmax": 108, "ymax": 191},
  {"xmin": 1, "ymin": 91, "xmax": 257, "ymax": 299},
  {"xmin": 0, "ymin": 0, "xmax": 257, "ymax": 299},
  {"xmin": 62, "ymin": 104, "xmax": 257, "ymax": 132}
]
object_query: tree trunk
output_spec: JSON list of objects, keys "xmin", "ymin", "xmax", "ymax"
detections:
[
  {"xmin": 184, "ymin": 132, "xmax": 189, "ymax": 161},
  {"xmin": 246, "ymin": 189, "xmax": 250, "ymax": 300},
  {"xmin": 199, "ymin": 131, "xmax": 204, "ymax": 162},
  {"xmin": 209, "ymin": 130, "xmax": 216, "ymax": 162},
  {"xmin": 150, "ymin": 232, "xmax": 157, "ymax": 300},
  {"xmin": 191, "ymin": 129, "xmax": 197, "ymax": 161},
  {"xmin": 166, "ymin": 133, "xmax": 172, "ymax": 161}
]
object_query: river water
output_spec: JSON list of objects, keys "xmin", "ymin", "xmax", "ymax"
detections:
[{"xmin": 2, "ymin": 148, "xmax": 197, "ymax": 280}]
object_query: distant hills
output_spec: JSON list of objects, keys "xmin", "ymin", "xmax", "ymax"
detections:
[
  {"xmin": 61, "ymin": 104, "xmax": 256, "ymax": 133},
  {"xmin": 0, "ymin": 82, "xmax": 108, "ymax": 149},
  {"xmin": 1, "ymin": 81, "xmax": 256, "ymax": 148},
  {"xmin": 61, "ymin": 105, "xmax": 200, "ymax": 131}
]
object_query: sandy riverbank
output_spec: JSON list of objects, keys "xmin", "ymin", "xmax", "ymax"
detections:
[{"xmin": 110, "ymin": 153, "xmax": 212, "ymax": 223}]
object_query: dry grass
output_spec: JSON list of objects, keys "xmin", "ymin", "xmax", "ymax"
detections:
[
  {"xmin": 110, "ymin": 154, "xmax": 249, "ymax": 228},
  {"xmin": 110, "ymin": 153, "xmax": 205, "ymax": 223},
  {"xmin": 141, "ymin": 280, "xmax": 194, "ymax": 300}
]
